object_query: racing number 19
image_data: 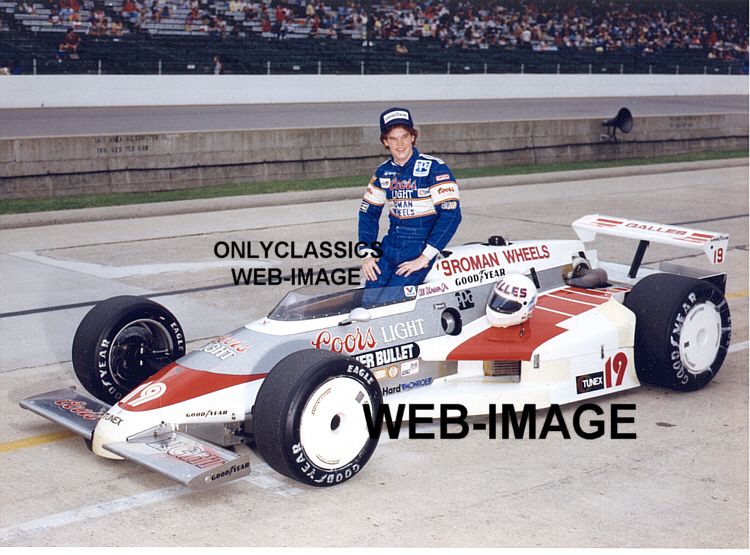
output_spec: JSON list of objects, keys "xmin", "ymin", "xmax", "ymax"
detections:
[
  {"xmin": 605, "ymin": 352, "xmax": 628, "ymax": 388},
  {"xmin": 713, "ymin": 247, "xmax": 724, "ymax": 264}
]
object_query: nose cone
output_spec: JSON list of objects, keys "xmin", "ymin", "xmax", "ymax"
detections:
[
  {"xmin": 92, "ymin": 404, "xmax": 159, "ymax": 459},
  {"xmin": 91, "ymin": 362, "xmax": 266, "ymax": 458}
]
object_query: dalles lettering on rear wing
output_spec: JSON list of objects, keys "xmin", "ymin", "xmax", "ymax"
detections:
[{"xmin": 573, "ymin": 214, "xmax": 729, "ymax": 265}]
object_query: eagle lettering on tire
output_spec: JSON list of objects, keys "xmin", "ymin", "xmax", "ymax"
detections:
[
  {"xmin": 253, "ymin": 349, "xmax": 382, "ymax": 487},
  {"xmin": 72, "ymin": 296, "xmax": 186, "ymax": 404}
]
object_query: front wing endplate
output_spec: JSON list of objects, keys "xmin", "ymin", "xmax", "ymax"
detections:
[
  {"xmin": 104, "ymin": 425, "xmax": 251, "ymax": 488},
  {"xmin": 20, "ymin": 387, "xmax": 110, "ymax": 439}
]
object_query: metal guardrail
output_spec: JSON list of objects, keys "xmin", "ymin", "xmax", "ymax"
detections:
[
  {"xmin": 3, "ymin": 32, "xmax": 745, "ymax": 76},
  {"xmin": 26, "ymin": 58, "xmax": 743, "ymax": 76}
]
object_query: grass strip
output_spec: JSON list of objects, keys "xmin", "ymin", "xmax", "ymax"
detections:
[{"xmin": 1, "ymin": 149, "xmax": 746, "ymax": 215}]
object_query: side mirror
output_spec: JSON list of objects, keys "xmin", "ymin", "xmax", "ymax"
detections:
[{"xmin": 339, "ymin": 307, "xmax": 372, "ymax": 326}]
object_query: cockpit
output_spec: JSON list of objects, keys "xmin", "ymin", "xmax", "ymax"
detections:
[{"xmin": 268, "ymin": 284, "xmax": 415, "ymax": 321}]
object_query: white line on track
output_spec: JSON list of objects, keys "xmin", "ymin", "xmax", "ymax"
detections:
[
  {"xmin": 728, "ymin": 340, "xmax": 749, "ymax": 353},
  {"xmin": 0, "ymin": 463, "xmax": 301, "ymax": 543},
  {"xmin": 10, "ymin": 251, "xmax": 275, "ymax": 279}
]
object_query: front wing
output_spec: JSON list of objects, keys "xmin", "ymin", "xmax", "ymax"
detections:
[{"xmin": 20, "ymin": 388, "xmax": 250, "ymax": 488}]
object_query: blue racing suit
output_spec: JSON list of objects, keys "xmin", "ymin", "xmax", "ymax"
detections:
[{"xmin": 358, "ymin": 147, "xmax": 462, "ymax": 303}]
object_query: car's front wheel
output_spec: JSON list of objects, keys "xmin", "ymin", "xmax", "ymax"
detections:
[
  {"xmin": 72, "ymin": 296, "xmax": 186, "ymax": 404},
  {"xmin": 253, "ymin": 349, "xmax": 382, "ymax": 487}
]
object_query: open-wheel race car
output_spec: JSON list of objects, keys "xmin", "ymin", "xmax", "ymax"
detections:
[{"xmin": 21, "ymin": 214, "xmax": 732, "ymax": 488}]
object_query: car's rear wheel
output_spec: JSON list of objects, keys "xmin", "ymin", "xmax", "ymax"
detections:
[
  {"xmin": 624, "ymin": 273, "xmax": 731, "ymax": 391},
  {"xmin": 253, "ymin": 349, "xmax": 382, "ymax": 487},
  {"xmin": 72, "ymin": 296, "xmax": 186, "ymax": 404}
]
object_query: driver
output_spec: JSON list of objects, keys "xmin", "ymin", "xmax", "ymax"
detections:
[{"xmin": 358, "ymin": 107, "xmax": 462, "ymax": 301}]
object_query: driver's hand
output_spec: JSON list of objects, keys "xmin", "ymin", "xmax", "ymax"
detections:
[
  {"xmin": 362, "ymin": 257, "xmax": 381, "ymax": 282},
  {"xmin": 396, "ymin": 255, "xmax": 430, "ymax": 277}
]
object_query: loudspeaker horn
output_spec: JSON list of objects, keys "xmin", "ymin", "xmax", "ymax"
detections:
[{"xmin": 601, "ymin": 107, "xmax": 633, "ymax": 142}]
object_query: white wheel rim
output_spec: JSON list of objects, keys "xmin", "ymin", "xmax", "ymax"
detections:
[
  {"xmin": 299, "ymin": 375, "xmax": 373, "ymax": 471},
  {"xmin": 680, "ymin": 301, "xmax": 722, "ymax": 374}
]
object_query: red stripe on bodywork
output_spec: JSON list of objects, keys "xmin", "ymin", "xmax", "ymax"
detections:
[
  {"xmin": 448, "ymin": 308, "xmax": 568, "ymax": 361},
  {"xmin": 448, "ymin": 287, "xmax": 621, "ymax": 361},
  {"xmin": 675, "ymin": 237, "xmax": 706, "ymax": 244},
  {"xmin": 567, "ymin": 287, "xmax": 612, "ymax": 297},
  {"xmin": 118, "ymin": 362, "xmax": 267, "ymax": 412},
  {"xmin": 568, "ymin": 286, "xmax": 631, "ymax": 297},
  {"xmin": 536, "ymin": 295, "xmax": 596, "ymax": 316},
  {"xmin": 597, "ymin": 218, "xmax": 623, "ymax": 224},
  {"xmin": 546, "ymin": 290, "xmax": 609, "ymax": 305}
]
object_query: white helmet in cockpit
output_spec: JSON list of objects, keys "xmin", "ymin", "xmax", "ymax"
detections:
[{"xmin": 486, "ymin": 273, "xmax": 538, "ymax": 328}]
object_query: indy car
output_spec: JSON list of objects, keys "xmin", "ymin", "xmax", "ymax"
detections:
[{"xmin": 21, "ymin": 214, "xmax": 732, "ymax": 489}]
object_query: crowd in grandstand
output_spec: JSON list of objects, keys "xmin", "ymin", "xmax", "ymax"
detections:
[{"xmin": 8, "ymin": 0, "xmax": 749, "ymax": 62}]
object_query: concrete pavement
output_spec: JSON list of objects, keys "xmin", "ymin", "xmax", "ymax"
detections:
[{"xmin": 0, "ymin": 163, "xmax": 747, "ymax": 547}]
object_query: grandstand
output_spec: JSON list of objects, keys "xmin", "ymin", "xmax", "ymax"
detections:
[{"xmin": 0, "ymin": 0, "xmax": 747, "ymax": 75}]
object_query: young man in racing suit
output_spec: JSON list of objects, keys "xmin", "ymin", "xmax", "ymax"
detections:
[{"xmin": 358, "ymin": 107, "xmax": 462, "ymax": 303}]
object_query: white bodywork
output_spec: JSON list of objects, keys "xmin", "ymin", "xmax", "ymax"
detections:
[{"xmin": 20, "ymin": 214, "xmax": 729, "ymax": 487}]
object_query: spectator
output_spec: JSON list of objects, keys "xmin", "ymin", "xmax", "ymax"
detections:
[
  {"xmin": 121, "ymin": 0, "xmax": 136, "ymax": 17},
  {"xmin": 213, "ymin": 54, "xmax": 223, "ymax": 74},
  {"xmin": 60, "ymin": 0, "xmax": 81, "ymax": 23},
  {"xmin": 48, "ymin": 7, "xmax": 61, "ymax": 25},
  {"xmin": 209, "ymin": 15, "xmax": 227, "ymax": 38},
  {"xmin": 111, "ymin": 17, "xmax": 124, "ymax": 36},
  {"xmin": 57, "ymin": 27, "xmax": 80, "ymax": 60},
  {"xmin": 395, "ymin": 41, "xmax": 408, "ymax": 55},
  {"xmin": 185, "ymin": 6, "xmax": 200, "ymax": 31},
  {"xmin": 150, "ymin": 1, "xmax": 161, "ymax": 23},
  {"xmin": 272, "ymin": 17, "xmax": 288, "ymax": 39},
  {"xmin": 18, "ymin": 1, "xmax": 35, "ymax": 14}
]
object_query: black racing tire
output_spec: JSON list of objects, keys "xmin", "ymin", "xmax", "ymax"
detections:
[
  {"xmin": 624, "ymin": 273, "xmax": 731, "ymax": 391},
  {"xmin": 253, "ymin": 349, "xmax": 382, "ymax": 487},
  {"xmin": 72, "ymin": 295, "xmax": 186, "ymax": 404}
]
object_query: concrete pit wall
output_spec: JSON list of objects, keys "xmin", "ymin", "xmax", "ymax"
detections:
[{"xmin": 0, "ymin": 113, "xmax": 747, "ymax": 200}]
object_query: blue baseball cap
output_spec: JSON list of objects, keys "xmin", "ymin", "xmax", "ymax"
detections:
[{"xmin": 379, "ymin": 107, "xmax": 414, "ymax": 133}]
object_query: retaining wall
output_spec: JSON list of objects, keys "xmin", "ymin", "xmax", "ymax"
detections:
[
  {"xmin": 1, "ymin": 112, "xmax": 746, "ymax": 200},
  {"xmin": 0, "ymin": 74, "xmax": 746, "ymax": 108}
]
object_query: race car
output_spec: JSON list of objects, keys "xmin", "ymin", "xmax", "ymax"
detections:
[{"xmin": 21, "ymin": 214, "xmax": 732, "ymax": 489}]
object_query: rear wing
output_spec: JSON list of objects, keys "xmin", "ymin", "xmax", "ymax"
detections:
[{"xmin": 573, "ymin": 214, "xmax": 729, "ymax": 278}]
